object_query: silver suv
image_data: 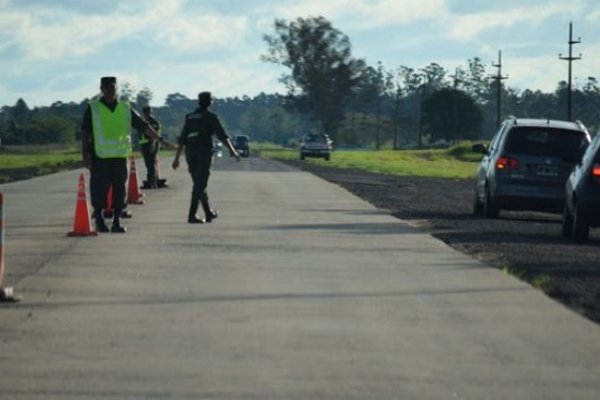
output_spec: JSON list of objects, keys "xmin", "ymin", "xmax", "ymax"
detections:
[
  {"xmin": 300, "ymin": 133, "xmax": 332, "ymax": 161},
  {"xmin": 472, "ymin": 117, "xmax": 590, "ymax": 218}
]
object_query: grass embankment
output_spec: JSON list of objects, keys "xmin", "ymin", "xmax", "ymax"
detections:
[
  {"xmin": 0, "ymin": 142, "xmax": 483, "ymax": 183},
  {"xmin": 259, "ymin": 142, "xmax": 482, "ymax": 179},
  {"xmin": 0, "ymin": 144, "xmax": 83, "ymax": 183}
]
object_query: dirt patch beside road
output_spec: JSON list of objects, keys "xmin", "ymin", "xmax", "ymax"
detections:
[{"xmin": 286, "ymin": 160, "xmax": 600, "ymax": 325}]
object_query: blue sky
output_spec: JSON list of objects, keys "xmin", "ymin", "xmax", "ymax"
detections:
[{"xmin": 0, "ymin": 0, "xmax": 598, "ymax": 108}]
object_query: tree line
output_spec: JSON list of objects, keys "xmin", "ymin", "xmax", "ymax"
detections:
[{"xmin": 1, "ymin": 16, "xmax": 599, "ymax": 149}]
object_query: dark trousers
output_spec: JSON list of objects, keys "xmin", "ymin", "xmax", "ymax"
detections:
[
  {"xmin": 141, "ymin": 141, "xmax": 159, "ymax": 183},
  {"xmin": 90, "ymin": 157, "xmax": 128, "ymax": 218},
  {"xmin": 185, "ymin": 149, "xmax": 213, "ymax": 216}
]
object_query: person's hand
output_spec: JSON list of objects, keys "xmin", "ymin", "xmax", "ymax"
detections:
[
  {"xmin": 231, "ymin": 150, "xmax": 241, "ymax": 162},
  {"xmin": 172, "ymin": 158, "xmax": 180, "ymax": 170}
]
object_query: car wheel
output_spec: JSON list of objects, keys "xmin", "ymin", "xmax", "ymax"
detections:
[
  {"xmin": 572, "ymin": 203, "xmax": 589, "ymax": 243},
  {"xmin": 324, "ymin": 154, "xmax": 330, "ymax": 161},
  {"xmin": 561, "ymin": 202, "xmax": 573, "ymax": 238},
  {"xmin": 300, "ymin": 153, "xmax": 305, "ymax": 160},
  {"xmin": 483, "ymin": 185, "xmax": 499, "ymax": 218}
]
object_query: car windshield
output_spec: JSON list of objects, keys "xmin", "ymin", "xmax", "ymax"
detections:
[
  {"xmin": 305, "ymin": 134, "xmax": 328, "ymax": 143},
  {"xmin": 504, "ymin": 127, "xmax": 588, "ymax": 160},
  {"xmin": 235, "ymin": 137, "xmax": 248, "ymax": 145}
]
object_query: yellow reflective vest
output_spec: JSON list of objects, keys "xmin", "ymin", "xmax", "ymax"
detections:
[{"xmin": 89, "ymin": 100, "xmax": 132, "ymax": 159}]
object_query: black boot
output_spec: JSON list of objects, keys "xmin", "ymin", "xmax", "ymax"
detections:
[
  {"xmin": 188, "ymin": 196, "xmax": 204, "ymax": 223},
  {"xmin": 95, "ymin": 215, "xmax": 109, "ymax": 233},
  {"xmin": 201, "ymin": 194, "xmax": 218, "ymax": 223},
  {"xmin": 111, "ymin": 216, "xmax": 127, "ymax": 233}
]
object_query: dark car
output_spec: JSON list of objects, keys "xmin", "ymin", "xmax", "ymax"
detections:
[
  {"xmin": 562, "ymin": 132, "xmax": 600, "ymax": 242},
  {"xmin": 233, "ymin": 135, "xmax": 250, "ymax": 157},
  {"xmin": 300, "ymin": 133, "xmax": 332, "ymax": 161},
  {"xmin": 472, "ymin": 117, "xmax": 590, "ymax": 218}
]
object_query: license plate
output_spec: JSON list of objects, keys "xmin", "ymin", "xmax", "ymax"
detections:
[{"xmin": 537, "ymin": 165, "xmax": 558, "ymax": 176}]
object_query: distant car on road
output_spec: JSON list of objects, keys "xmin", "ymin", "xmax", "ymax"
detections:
[
  {"xmin": 233, "ymin": 135, "xmax": 250, "ymax": 157},
  {"xmin": 472, "ymin": 117, "xmax": 590, "ymax": 218},
  {"xmin": 562, "ymin": 131, "xmax": 600, "ymax": 242},
  {"xmin": 300, "ymin": 133, "xmax": 332, "ymax": 161}
]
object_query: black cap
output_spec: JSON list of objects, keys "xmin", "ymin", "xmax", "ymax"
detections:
[
  {"xmin": 198, "ymin": 91, "xmax": 212, "ymax": 107},
  {"xmin": 100, "ymin": 76, "xmax": 117, "ymax": 87}
]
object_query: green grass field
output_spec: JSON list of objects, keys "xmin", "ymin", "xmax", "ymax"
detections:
[
  {"xmin": 0, "ymin": 142, "xmax": 484, "ymax": 183},
  {"xmin": 258, "ymin": 142, "xmax": 483, "ymax": 179}
]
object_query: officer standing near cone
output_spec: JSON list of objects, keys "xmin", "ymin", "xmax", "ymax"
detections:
[
  {"xmin": 139, "ymin": 106, "xmax": 162, "ymax": 189},
  {"xmin": 172, "ymin": 91, "xmax": 240, "ymax": 223},
  {"xmin": 81, "ymin": 76, "xmax": 174, "ymax": 233}
]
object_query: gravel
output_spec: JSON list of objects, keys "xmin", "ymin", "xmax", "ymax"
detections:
[{"xmin": 286, "ymin": 160, "xmax": 600, "ymax": 325}]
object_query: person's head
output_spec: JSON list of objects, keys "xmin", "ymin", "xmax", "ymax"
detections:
[
  {"xmin": 198, "ymin": 91, "xmax": 212, "ymax": 108},
  {"xmin": 100, "ymin": 76, "xmax": 117, "ymax": 101},
  {"xmin": 142, "ymin": 105, "xmax": 152, "ymax": 116}
]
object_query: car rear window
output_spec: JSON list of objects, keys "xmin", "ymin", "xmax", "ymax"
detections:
[
  {"xmin": 305, "ymin": 135, "xmax": 328, "ymax": 142},
  {"xmin": 504, "ymin": 127, "xmax": 588, "ymax": 160}
]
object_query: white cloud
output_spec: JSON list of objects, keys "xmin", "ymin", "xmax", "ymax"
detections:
[
  {"xmin": 0, "ymin": 0, "xmax": 598, "ymax": 107},
  {"xmin": 265, "ymin": 0, "xmax": 446, "ymax": 28},
  {"xmin": 0, "ymin": 0, "xmax": 248, "ymax": 61},
  {"xmin": 154, "ymin": 14, "xmax": 248, "ymax": 52},
  {"xmin": 446, "ymin": 2, "xmax": 582, "ymax": 40}
]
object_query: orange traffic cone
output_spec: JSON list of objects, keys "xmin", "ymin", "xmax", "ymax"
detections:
[
  {"xmin": 67, "ymin": 173, "xmax": 98, "ymax": 237},
  {"xmin": 0, "ymin": 192, "xmax": 19, "ymax": 302},
  {"xmin": 127, "ymin": 156, "xmax": 145, "ymax": 205}
]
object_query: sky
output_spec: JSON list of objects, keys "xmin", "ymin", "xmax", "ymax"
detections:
[{"xmin": 0, "ymin": 0, "xmax": 598, "ymax": 108}]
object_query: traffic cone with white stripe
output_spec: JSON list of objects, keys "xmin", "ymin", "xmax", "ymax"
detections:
[
  {"xmin": 67, "ymin": 173, "xmax": 98, "ymax": 237},
  {"xmin": 127, "ymin": 156, "xmax": 145, "ymax": 205}
]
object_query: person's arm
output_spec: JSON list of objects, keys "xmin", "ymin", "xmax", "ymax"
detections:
[
  {"xmin": 132, "ymin": 109, "xmax": 175, "ymax": 149},
  {"xmin": 81, "ymin": 106, "xmax": 92, "ymax": 169},
  {"xmin": 172, "ymin": 142, "xmax": 185, "ymax": 170},
  {"xmin": 213, "ymin": 115, "xmax": 241, "ymax": 162},
  {"xmin": 172, "ymin": 119, "xmax": 189, "ymax": 170},
  {"xmin": 223, "ymin": 137, "xmax": 241, "ymax": 162}
]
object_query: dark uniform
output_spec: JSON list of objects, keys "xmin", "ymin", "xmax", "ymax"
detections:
[
  {"xmin": 178, "ymin": 104, "xmax": 230, "ymax": 222},
  {"xmin": 81, "ymin": 91, "xmax": 149, "ymax": 232},
  {"xmin": 139, "ymin": 107, "xmax": 161, "ymax": 188}
]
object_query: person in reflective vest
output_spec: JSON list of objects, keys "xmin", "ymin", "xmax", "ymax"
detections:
[
  {"xmin": 81, "ymin": 76, "xmax": 174, "ymax": 233},
  {"xmin": 172, "ymin": 91, "xmax": 240, "ymax": 223},
  {"xmin": 139, "ymin": 106, "xmax": 162, "ymax": 189}
]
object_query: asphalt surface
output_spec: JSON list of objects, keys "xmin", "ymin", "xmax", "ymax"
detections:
[{"xmin": 1, "ymin": 156, "xmax": 600, "ymax": 399}]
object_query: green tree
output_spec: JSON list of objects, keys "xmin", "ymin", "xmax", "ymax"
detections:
[
  {"xmin": 25, "ymin": 112, "xmax": 76, "ymax": 144},
  {"xmin": 136, "ymin": 87, "xmax": 153, "ymax": 108},
  {"xmin": 422, "ymin": 88, "xmax": 483, "ymax": 142},
  {"xmin": 262, "ymin": 16, "xmax": 366, "ymax": 142}
]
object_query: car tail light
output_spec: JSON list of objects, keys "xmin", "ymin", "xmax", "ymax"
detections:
[
  {"xmin": 496, "ymin": 156, "xmax": 520, "ymax": 170},
  {"xmin": 592, "ymin": 163, "xmax": 600, "ymax": 182}
]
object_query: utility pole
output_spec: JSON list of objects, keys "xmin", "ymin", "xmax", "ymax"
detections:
[
  {"xmin": 489, "ymin": 50, "xmax": 508, "ymax": 128},
  {"xmin": 559, "ymin": 21, "xmax": 581, "ymax": 121}
]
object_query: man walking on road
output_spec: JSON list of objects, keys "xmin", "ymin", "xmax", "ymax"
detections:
[
  {"xmin": 81, "ymin": 76, "xmax": 174, "ymax": 233},
  {"xmin": 172, "ymin": 91, "xmax": 240, "ymax": 224}
]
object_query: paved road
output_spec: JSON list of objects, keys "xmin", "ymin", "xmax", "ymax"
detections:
[{"xmin": 1, "ymin": 156, "xmax": 599, "ymax": 399}]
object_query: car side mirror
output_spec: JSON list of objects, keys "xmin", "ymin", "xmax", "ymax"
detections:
[{"xmin": 472, "ymin": 143, "xmax": 488, "ymax": 155}]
